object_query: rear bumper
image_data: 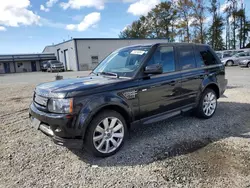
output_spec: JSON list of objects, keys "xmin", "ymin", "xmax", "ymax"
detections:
[
  {"xmin": 220, "ymin": 79, "xmax": 228, "ymax": 97},
  {"xmin": 29, "ymin": 102, "xmax": 83, "ymax": 149}
]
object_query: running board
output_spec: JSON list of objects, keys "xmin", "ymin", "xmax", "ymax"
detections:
[{"xmin": 142, "ymin": 106, "xmax": 194, "ymax": 125}]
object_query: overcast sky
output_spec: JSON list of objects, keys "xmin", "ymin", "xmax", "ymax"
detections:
[{"xmin": 0, "ymin": 0, "xmax": 249, "ymax": 54}]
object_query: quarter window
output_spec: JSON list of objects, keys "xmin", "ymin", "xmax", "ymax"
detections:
[
  {"xmin": 178, "ymin": 46, "xmax": 196, "ymax": 70},
  {"xmin": 146, "ymin": 46, "xmax": 175, "ymax": 73},
  {"xmin": 197, "ymin": 46, "xmax": 218, "ymax": 66}
]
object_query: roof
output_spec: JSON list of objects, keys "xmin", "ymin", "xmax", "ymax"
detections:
[{"xmin": 0, "ymin": 53, "xmax": 56, "ymax": 62}]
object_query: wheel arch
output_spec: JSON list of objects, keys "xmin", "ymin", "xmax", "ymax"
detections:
[
  {"xmin": 78, "ymin": 101, "xmax": 132, "ymax": 140},
  {"xmin": 204, "ymin": 83, "xmax": 220, "ymax": 99},
  {"xmin": 90, "ymin": 104, "xmax": 132, "ymax": 129},
  {"xmin": 195, "ymin": 82, "xmax": 220, "ymax": 107}
]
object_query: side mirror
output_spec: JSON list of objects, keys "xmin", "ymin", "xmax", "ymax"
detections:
[{"xmin": 144, "ymin": 63, "xmax": 163, "ymax": 74}]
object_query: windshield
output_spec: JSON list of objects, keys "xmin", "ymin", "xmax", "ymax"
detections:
[
  {"xmin": 93, "ymin": 46, "xmax": 151, "ymax": 78},
  {"xmin": 51, "ymin": 61, "xmax": 60, "ymax": 64}
]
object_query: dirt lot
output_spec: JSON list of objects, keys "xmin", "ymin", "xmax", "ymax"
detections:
[{"xmin": 0, "ymin": 68, "xmax": 250, "ymax": 188}]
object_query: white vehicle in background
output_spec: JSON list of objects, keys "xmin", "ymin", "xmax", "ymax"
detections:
[
  {"xmin": 216, "ymin": 51, "xmax": 232, "ymax": 59},
  {"xmin": 220, "ymin": 51, "xmax": 250, "ymax": 66}
]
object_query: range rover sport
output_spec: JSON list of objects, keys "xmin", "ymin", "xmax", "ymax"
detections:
[{"xmin": 29, "ymin": 43, "xmax": 227, "ymax": 157}]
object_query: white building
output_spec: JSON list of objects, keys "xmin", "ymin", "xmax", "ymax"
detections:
[{"xmin": 43, "ymin": 38, "xmax": 171, "ymax": 71}]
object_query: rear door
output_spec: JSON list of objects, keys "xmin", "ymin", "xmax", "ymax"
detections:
[
  {"xmin": 138, "ymin": 45, "xmax": 183, "ymax": 119},
  {"xmin": 177, "ymin": 45, "xmax": 203, "ymax": 106}
]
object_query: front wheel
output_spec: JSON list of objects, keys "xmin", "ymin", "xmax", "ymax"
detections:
[
  {"xmin": 84, "ymin": 110, "xmax": 128, "ymax": 157},
  {"xmin": 195, "ymin": 89, "xmax": 217, "ymax": 119}
]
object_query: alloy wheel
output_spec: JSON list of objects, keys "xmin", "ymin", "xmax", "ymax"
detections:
[
  {"xmin": 93, "ymin": 117, "xmax": 124, "ymax": 154},
  {"xmin": 203, "ymin": 92, "xmax": 217, "ymax": 116}
]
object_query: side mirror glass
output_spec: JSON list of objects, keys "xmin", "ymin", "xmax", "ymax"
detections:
[{"xmin": 144, "ymin": 63, "xmax": 163, "ymax": 74}]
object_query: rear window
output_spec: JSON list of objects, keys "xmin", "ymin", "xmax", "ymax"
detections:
[
  {"xmin": 178, "ymin": 46, "xmax": 196, "ymax": 70},
  {"xmin": 196, "ymin": 46, "xmax": 218, "ymax": 66}
]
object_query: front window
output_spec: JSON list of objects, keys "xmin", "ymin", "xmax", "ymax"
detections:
[
  {"xmin": 93, "ymin": 46, "xmax": 151, "ymax": 78},
  {"xmin": 146, "ymin": 46, "xmax": 175, "ymax": 73},
  {"xmin": 234, "ymin": 52, "xmax": 246, "ymax": 57}
]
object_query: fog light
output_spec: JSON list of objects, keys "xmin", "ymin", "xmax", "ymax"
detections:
[{"xmin": 55, "ymin": 128, "xmax": 62, "ymax": 132}]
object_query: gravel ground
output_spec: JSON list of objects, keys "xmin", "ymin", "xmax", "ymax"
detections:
[{"xmin": 0, "ymin": 67, "xmax": 250, "ymax": 188}]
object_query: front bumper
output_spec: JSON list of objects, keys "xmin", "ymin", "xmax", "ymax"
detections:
[
  {"xmin": 29, "ymin": 102, "xmax": 83, "ymax": 149},
  {"xmin": 51, "ymin": 67, "xmax": 64, "ymax": 71}
]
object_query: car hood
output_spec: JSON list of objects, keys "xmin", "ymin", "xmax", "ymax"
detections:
[
  {"xmin": 35, "ymin": 75, "xmax": 127, "ymax": 98},
  {"xmin": 51, "ymin": 63, "xmax": 63, "ymax": 67}
]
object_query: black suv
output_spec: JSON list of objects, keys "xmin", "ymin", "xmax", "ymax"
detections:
[{"xmin": 29, "ymin": 43, "xmax": 227, "ymax": 157}]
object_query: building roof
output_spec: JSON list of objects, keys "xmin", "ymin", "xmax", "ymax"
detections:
[
  {"xmin": 42, "ymin": 38, "xmax": 174, "ymax": 52},
  {"xmin": 0, "ymin": 53, "xmax": 56, "ymax": 62}
]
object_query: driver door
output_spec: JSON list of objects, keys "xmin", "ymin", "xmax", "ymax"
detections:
[{"xmin": 138, "ymin": 46, "xmax": 183, "ymax": 120}]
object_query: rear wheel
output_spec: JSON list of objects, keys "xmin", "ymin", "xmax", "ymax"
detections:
[
  {"xmin": 226, "ymin": 60, "xmax": 233, "ymax": 66},
  {"xmin": 195, "ymin": 89, "xmax": 217, "ymax": 119},
  {"xmin": 248, "ymin": 63, "xmax": 250, "ymax": 68},
  {"xmin": 84, "ymin": 110, "xmax": 128, "ymax": 157}
]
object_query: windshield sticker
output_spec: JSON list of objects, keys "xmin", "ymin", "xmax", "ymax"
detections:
[{"xmin": 130, "ymin": 50, "xmax": 147, "ymax": 55}]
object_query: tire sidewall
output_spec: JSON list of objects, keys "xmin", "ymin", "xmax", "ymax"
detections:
[
  {"xmin": 197, "ymin": 89, "xmax": 217, "ymax": 119},
  {"xmin": 226, "ymin": 60, "xmax": 233, "ymax": 66},
  {"xmin": 84, "ymin": 110, "xmax": 128, "ymax": 157}
]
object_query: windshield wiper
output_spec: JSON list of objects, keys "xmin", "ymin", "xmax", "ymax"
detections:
[
  {"xmin": 99, "ymin": 72, "xmax": 119, "ymax": 78},
  {"xmin": 90, "ymin": 72, "xmax": 98, "ymax": 76}
]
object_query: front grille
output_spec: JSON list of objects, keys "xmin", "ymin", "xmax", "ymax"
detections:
[{"xmin": 34, "ymin": 94, "xmax": 48, "ymax": 107}]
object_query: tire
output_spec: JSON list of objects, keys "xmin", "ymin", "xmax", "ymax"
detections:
[
  {"xmin": 195, "ymin": 88, "xmax": 217, "ymax": 119},
  {"xmin": 84, "ymin": 110, "xmax": 128, "ymax": 157},
  {"xmin": 248, "ymin": 63, "xmax": 250, "ymax": 68},
  {"xmin": 226, "ymin": 60, "xmax": 233, "ymax": 66}
]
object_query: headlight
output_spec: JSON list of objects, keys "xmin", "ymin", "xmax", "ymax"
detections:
[{"xmin": 48, "ymin": 98, "xmax": 73, "ymax": 113}]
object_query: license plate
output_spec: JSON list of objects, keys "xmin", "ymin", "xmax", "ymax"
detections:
[{"xmin": 31, "ymin": 117, "xmax": 41, "ymax": 130}]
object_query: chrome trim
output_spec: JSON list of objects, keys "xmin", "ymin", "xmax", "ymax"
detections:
[{"xmin": 39, "ymin": 123, "xmax": 54, "ymax": 136}]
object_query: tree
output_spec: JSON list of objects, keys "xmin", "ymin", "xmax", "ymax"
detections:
[
  {"xmin": 208, "ymin": 16, "xmax": 225, "ymax": 50},
  {"xmin": 207, "ymin": 0, "xmax": 225, "ymax": 50},
  {"xmin": 119, "ymin": 17, "xmax": 149, "ymax": 38},
  {"xmin": 175, "ymin": 0, "xmax": 194, "ymax": 42},
  {"xmin": 119, "ymin": 2, "xmax": 177, "ymax": 41},
  {"xmin": 224, "ymin": 0, "xmax": 238, "ymax": 49},
  {"xmin": 191, "ymin": 0, "xmax": 207, "ymax": 43},
  {"xmin": 147, "ymin": 2, "xmax": 177, "ymax": 41}
]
